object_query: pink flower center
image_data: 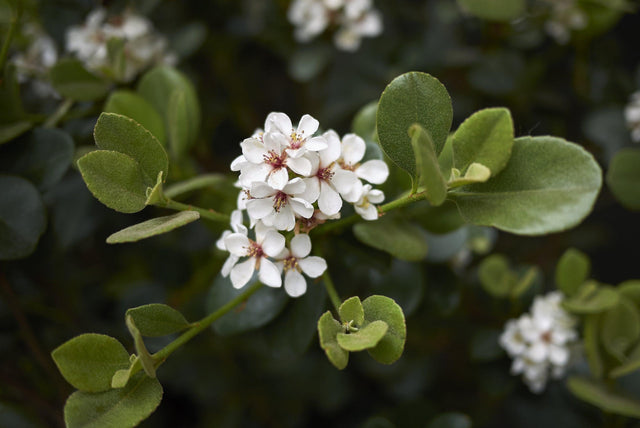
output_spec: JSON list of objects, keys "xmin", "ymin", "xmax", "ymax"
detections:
[
  {"xmin": 263, "ymin": 150, "xmax": 287, "ymax": 170},
  {"xmin": 289, "ymin": 129, "xmax": 305, "ymax": 150},
  {"xmin": 247, "ymin": 240, "xmax": 264, "ymax": 258},
  {"xmin": 283, "ymin": 255, "xmax": 299, "ymax": 272},
  {"xmin": 273, "ymin": 191, "xmax": 289, "ymax": 213},
  {"xmin": 317, "ymin": 164, "xmax": 335, "ymax": 182}
]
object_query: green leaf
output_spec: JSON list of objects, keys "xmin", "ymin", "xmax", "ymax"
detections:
[
  {"xmin": 478, "ymin": 254, "xmax": 516, "ymax": 298},
  {"xmin": 167, "ymin": 90, "xmax": 190, "ymax": 157},
  {"xmin": 137, "ymin": 66, "xmax": 200, "ymax": 156},
  {"xmin": 510, "ymin": 266, "xmax": 540, "ymax": 298},
  {"xmin": 610, "ymin": 341, "xmax": 640, "ymax": 379},
  {"xmin": 207, "ymin": 274, "xmax": 288, "ymax": 336},
  {"xmin": 0, "ymin": 64, "xmax": 26, "ymax": 123},
  {"xmin": 353, "ymin": 217, "xmax": 428, "ymax": 261},
  {"xmin": 563, "ymin": 282, "xmax": 619, "ymax": 314},
  {"xmin": 318, "ymin": 311, "xmax": 349, "ymax": 370},
  {"xmin": 352, "ymin": 101, "xmax": 378, "ymax": 143},
  {"xmin": 600, "ymin": 297, "xmax": 640, "ymax": 360},
  {"xmin": 448, "ymin": 163, "xmax": 492, "ymax": 188},
  {"xmin": 49, "ymin": 59, "xmax": 110, "ymax": 101},
  {"xmin": 555, "ymin": 248, "xmax": 591, "ymax": 296},
  {"xmin": 412, "ymin": 199, "xmax": 465, "ymax": 234},
  {"xmin": 145, "ymin": 171, "xmax": 165, "ymax": 206},
  {"xmin": 362, "ymin": 295, "xmax": 407, "ymax": 364},
  {"xmin": 451, "ymin": 136, "xmax": 602, "ymax": 235},
  {"xmin": 618, "ymin": 280, "xmax": 640, "ymax": 307},
  {"xmin": 452, "ymin": 107, "xmax": 514, "ymax": 177},
  {"xmin": 64, "ymin": 372, "xmax": 163, "ymax": 428},
  {"xmin": 0, "ymin": 121, "xmax": 32, "ymax": 144},
  {"xmin": 409, "ymin": 124, "xmax": 447, "ymax": 205},
  {"xmin": 51, "ymin": 333, "xmax": 130, "ymax": 393},
  {"xmin": 377, "ymin": 72, "xmax": 452, "ymax": 177},
  {"xmin": 103, "ymin": 91, "xmax": 166, "ymax": 144},
  {"xmin": 606, "ymin": 148, "xmax": 640, "ymax": 211},
  {"xmin": 457, "ymin": 0, "xmax": 526, "ymax": 21},
  {"xmin": 163, "ymin": 174, "xmax": 226, "ymax": 198},
  {"xmin": 584, "ymin": 314, "xmax": 604, "ymax": 379},
  {"xmin": 106, "ymin": 211, "xmax": 199, "ymax": 244},
  {"xmin": 427, "ymin": 412, "xmax": 472, "ymax": 428},
  {"xmin": 125, "ymin": 303, "xmax": 190, "ymax": 337},
  {"xmin": 337, "ymin": 320, "xmax": 388, "ymax": 352},
  {"xmin": 567, "ymin": 376, "xmax": 640, "ymax": 419},
  {"xmin": 339, "ymin": 296, "xmax": 365, "ymax": 325},
  {"xmin": 438, "ymin": 134, "xmax": 455, "ymax": 181},
  {"xmin": 125, "ymin": 315, "xmax": 156, "ymax": 378},
  {"xmin": 93, "ymin": 113, "xmax": 168, "ymax": 186},
  {"xmin": 0, "ymin": 175, "xmax": 46, "ymax": 260},
  {"xmin": 77, "ymin": 151, "xmax": 148, "ymax": 213}
]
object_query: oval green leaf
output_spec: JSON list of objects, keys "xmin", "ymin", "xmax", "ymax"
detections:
[
  {"xmin": 610, "ymin": 341, "xmax": 640, "ymax": 379},
  {"xmin": 77, "ymin": 150, "xmax": 148, "ymax": 213},
  {"xmin": 64, "ymin": 372, "xmax": 163, "ymax": 428},
  {"xmin": 318, "ymin": 311, "xmax": 349, "ymax": 370},
  {"xmin": 563, "ymin": 283, "xmax": 619, "ymax": 314},
  {"xmin": 451, "ymin": 136, "xmax": 602, "ymax": 235},
  {"xmin": 478, "ymin": 254, "xmax": 516, "ymax": 298},
  {"xmin": 339, "ymin": 296, "xmax": 365, "ymax": 325},
  {"xmin": 103, "ymin": 91, "xmax": 166, "ymax": 144},
  {"xmin": 600, "ymin": 297, "xmax": 640, "ymax": 360},
  {"xmin": 457, "ymin": 0, "xmax": 526, "ymax": 21},
  {"xmin": 606, "ymin": 148, "xmax": 640, "ymax": 211},
  {"xmin": 107, "ymin": 211, "xmax": 200, "ymax": 244},
  {"xmin": 167, "ymin": 89, "xmax": 190, "ymax": 157},
  {"xmin": 337, "ymin": 320, "xmax": 388, "ymax": 352},
  {"xmin": 377, "ymin": 72, "xmax": 452, "ymax": 177},
  {"xmin": 618, "ymin": 280, "xmax": 640, "ymax": 307},
  {"xmin": 567, "ymin": 376, "xmax": 640, "ymax": 419},
  {"xmin": 49, "ymin": 59, "xmax": 110, "ymax": 101},
  {"xmin": 362, "ymin": 295, "xmax": 407, "ymax": 364},
  {"xmin": 555, "ymin": 248, "xmax": 591, "ymax": 297},
  {"xmin": 126, "ymin": 303, "xmax": 190, "ymax": 337},
  {"xmin": 52, "ymin": 333, "xmax": 130, "ymax": 393},
  {"xmin": 409, "ymin": 124, "xmax": 447, "ymax": 205},
  {"xmin": 353, "ymin": 217, "xmax": 428, "ymax": 262}
]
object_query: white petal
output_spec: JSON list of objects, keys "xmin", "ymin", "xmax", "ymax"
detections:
[
  {"xmin": 263, "ymin": 131, "xmax": 286, "ymax": 152},
  {"xmin": 298, "ymin": 256, "xmax": 327, "ymax": 278},
  {"xmin": 548, "ymin": 345, "xmax": 569, "ymax": 366},
  {"xmin": 259, "ymin": 258, "xmax": 282, "ymax": 287},
  {"xmin": 230, "ymin": 258, "xmax": 256, "ymax": 289},
  {"xmin": 250, "ymin": 182, "xmax": 276, "ymax": 198},
  {"xmin": 238, "ymin": 163, "xmax": 270, "ymax": 187},
  {"xmin": 273, "ymin": 205, "xmax": 296, "ymax": 231},
  {"xmin": 318, "ymin": 181, "xmax": 342, "ymax": 216},
  {"xmin": 286, "ymin": 156, "xmax": 312, "ymax": 176},
  {"xmin": 355, "ymin": 204, "xmax": 378, "ymax": 220},
  {"xmin": 230, "ymin": 155, "xmax": 246, "ymax": 171},
  {"xmin": 284, "ymin": 270, "xmax": 307, "ymax": 297},
  {"xmin": 298, "ymin": 177, "xmax": 320, "ymax": 204},
  {"xmin": 304, "ymin": 136, "xmax": 328, "ymax": 152},
  {"xmin": 342, "ymin": 179, "xmax": 364, "ymax": 203},
  {"xmin": 290, "ymin": 197, "xmax": 314, "ymax": 219},
  {"xmin": 319, "ymin": 130, "xmax": 342, "ymax": 165},
  {"xmin": 283, "ymin": 177, "xmax": 306, "ymax": 195},
  {"xmin": 296, "ymin": 114, "xmax": 319, "ymax": 136},
  {"xmin": 331, "ymin": 169, "xmax": 358, "ymax": 194},
  {"xmin": 216, "ymin": 230, "xmax": 230, "ymax": 251},
  {"xmin": 268, "ymin": 168, "xmax": 289, "ymax": 190},
  {"xmin": 341, "ymin": 133, "xmax": 366, "ymax": 165},
  {"xmin": 266, "ymin": 112, "xmax": 292, "ymax": 135},
  {"xmin": 367, "ymin": 189, "xmax": 385, "ymax": 204},
  {"xmin": 262, "ymin": 230, "xmax": 286, "ymax": 257},
  {"xmin": 356, "ymin": 160, "xmax": 389, "ymax": 184},
  {"xmin": 221, "ymin": 254, "xmax": 239, "ymax": 277},
  {"xmin": 246, "ymin": 198, "xmax": 274, "ymax": 220},
  {"xmin": 224, "ymin": 233, "xmax": 250, "ymax": 256},
  {"xmin": 290, "ymin": 234, "xmax": 311, "ymax": 258},
  {"xmin": 240, "ymin": 138, "xmax": 267, "ymax": 164}
]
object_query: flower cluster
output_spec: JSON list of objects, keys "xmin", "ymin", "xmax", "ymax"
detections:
[
  {"xmin": 66, "ymin": 8, "xmax": 175, "ymax": 81},
  {"xmin": 288, "ymin": 0, "xmax": 383, "ymax": 52},
  {"xmin": 625, "ymin": 91, "xmax": 640, "ymax": 143},
  {"xmin": 218, "ymin": 112, "xmax": 389, "ymax": 297},
  {"xmin": 499, "ymin": 291, "xmax": 578, "ymax": 393},
  {"xmin": 543, "ymin": 0, "xmax": 587, "ymax": 44}
]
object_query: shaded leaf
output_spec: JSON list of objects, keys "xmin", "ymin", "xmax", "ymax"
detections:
[
  {"xmin": 610, "ymin": 341, "xmax": 640, "ymax": 379},
  {"xmin": 600, "ymin": 297, "xmax": 640, "ymax": 360},
  {"xmin": 103, "ymin": 90, "xmax": 166, "ymax": 144},
  {"xmin": 126, "ymin": 303, "xmax": 190, "ymax": 337},
  {"xmin": 584, "ymin": 314, "xmax": 604, "ymax": 379},
  {"xmin": 457, "ymin": 0, "xmax": 526, "ymax": 21},
  {"xmin": 49, "ymin": 59, "xmax": 110, "ymax": 101},
  {"xmin": 478, "ymin": 254, "xmax": 515, "ymax": 298},
  {"xmin": 606, "ymin": 148, "xmax": 640, "ymax": 211},
  {"xmin": 563, "ymin": 282, "xmax": 619, "ymax": 314},
  {"xmin": 362, "ymin": 295, "xmax": 407, "ymax": 364},
  {"xmin": 427, "ymin": 412, "xmax": 472, "ymax": 428},
  {"xmin": 555, "ymin": 248, "xmax": 591, "ymax": 296},
  {"xmin": 567, "ymin": 376, "xmax": 640, "ymax": 418},
  {"xmin": 353, "ymin": 217, "xmax": 428, "ymax": 262},
  {"xmin": 352, "ymin": 101, "xmax": 378, "ymax": 143},
  {"xmin": 107, "ymin": 211, "xmax": 199, "ymax": 244},
  {"xmin": 0, "ymin": 121, "xmax": 32, "ymax": 144},
  {"xmin": 318, "ymin": 311, "xmax": 349, "ymax": 370},
  {"xmin": 163, "ymin": 174, "xmax": 226, "ymax": 198},
  {"xmin": 409, "ymin": 123, "xmax": 447, "ymax": 205}
]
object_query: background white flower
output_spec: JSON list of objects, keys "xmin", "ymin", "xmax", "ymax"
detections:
[{"xmin": 625, "ymin": 91, "xmax": 640, "ymax": 143}]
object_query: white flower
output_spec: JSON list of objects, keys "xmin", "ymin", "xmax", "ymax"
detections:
[
  {"xmin": 223, "ymin": 223, "xmax": 285, "ymax": 289},
  {"xmin": 246, "ymin": 178, "xmax": 314, "ymax": 231},
  {"xmin": 265, "ymin": 112, "xmax": 328, "ymax": 159},
  {"xmin": 288, "ymin": 0, "xmax": 330, "ymax": 42},
  {"xmin": 353, "ymin": 184, "xmax": 384, "ymax": 220},
  {"xmin": 499, "ymin": 291, "xmax": 578, "ymax": 393},
  {"xmin": 275, "ymin": 234, "xmax": 327, "ymax": 297},
  {"xmin": 337, "ymin": 133, "xmax": 388, "ymax": 201},
  {"xmin": 625, "ymin": 91, "xmax": 640, "ymax": 143}
]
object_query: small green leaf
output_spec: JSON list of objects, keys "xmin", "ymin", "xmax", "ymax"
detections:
[
  {"xmin": 125, "ymin": 303, "xmax": 190, "ymax": 337},
  {"xmin": 510, "ymin": 266, "xmax": 540, "ymax": 298},
  {"xmin": 606, "ymin": 148, "xmax": 640, "ymax": 211},
  {"xmin": 103, "ymin": 90, "xmax": 166, "ymax": 144},
  {"xmin": 339, "ymin": 296, "xmax": 365, "ymax": 325},
  {"xmin": 409, "ymin": 124, "xmax": 447, "ymax": 205},
  {"xmin": 77, "ymin": 150, "xmax": 148, "ymax": 213},
  {"xmin": 567, "ymin": 376, "xmax": 640, "ymax": 419},
  {"xmin": 452, "ymin": 107, "xmax": 514, "ymax": 177},
  {"xmin": 555, "ymin": 248, "xmax": 591, "ymax": 296},
  {"xmin": 64, "ymin": 372, "xmax": 163, "ymax": 428},
  {"xmin": 427, "ymin": 412, "xmax": 472, "ymax": 428},
  {"xmin": 145, "ymin": 171, "xmax": 165, "ymax": 206},
  {"xmin": 618, "ymin": 280, "xmax": 640, "ymax": 307},
  {"xmin": 0, "ymin": 175, "xmax": 46, "ymax": 260},
  {"xmin": 452, "ymin": 136, "xmax": 602, "ymax": 235},
  {"xmin": 111, "ymin": 368, "xmax": 132, "ymax": 389},
  {"xmin": 318, "ymin": 311, "xmax": 349, "ymax": 370},
  {"xmin": 94, "ymin": 113, "xmax": 168, "ymax": 186},
  {"xmin": 610, "ymin": 341, "xmax": 640, "ymax": 379},
  {"xmin": 362, "ymin": 295, "xmax": 407, "ymax": 364},
  {"xmin": 107, "ymin": 211, "xmax": 199, "ymax": 244},
  {"xmin": 600, "ymin": 297, "xmax": 640, "ymax": 361},
  {"xmin": 337, "ymin": 320, "xmax": 388, "ymax": 352},
  {"xmin": 478, "ymin": 254, "xmax": 516, "ymax": 298},
  {"xmin": 352, "ymin": 101, "xmax": 378, "ymax": 143},
  {"xmin": 52, "ymin": 333, "xmax": 130, "ymax": 392},
  {"xmin": 167, "ymin": 90, "xmax": 190, "ymax": 157},
  {"xmin": 125, "ymin": 315, "xmax": 156, "ymax": 378},
  {"xmin": 563, "ymin": 282, "xmax": 619, "ymax": 314},
  {"xmin": 584, "ymin": 314, "xmax": 604, "ymax": 379},
  {"xmin": 448, "ymin": 163, "xmax": 492, "ymax": 188},
  {"xmin": 457, "ymin": 0, "xmax": 526, "ymax": 21},
  {"xmin": 49, "ymin": 59, "xmax": 110, "ymax": 101},
  {"xmin": 353, "ymin": 217, "xmax": 428, "ymax": 262},
  {"xmin": 377, "ymin": 72, "xmax": 453, "ymax": 177}
]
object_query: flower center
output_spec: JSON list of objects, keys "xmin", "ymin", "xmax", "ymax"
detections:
[
  {"xmin": 338, "ymin": 159, "xmax": 358, "ymax": 172},
  {"xmin": 273, "ymin": 191, "xmax": 289, "ymax": 213},
  {"xmin": 541, "ymin": 331, "xmax": 552, "ymax": 343},
  {"xmin": 283, "ymin": 255, "xmax": 299, "ymax": 272},
  {"xmin": 289, "ymin": 129, "xmax": 305, "ymax": 150},
  {"xmin": 316, "ymin": 164, "xmax": 335, "ymax": 182},
  {"xmin": 247, "ymin": 240, "xmax": 264, "ymax": 258},
  {"xmin": 263, "ymin": 150, "xmax": 287, "ymax": 169}
]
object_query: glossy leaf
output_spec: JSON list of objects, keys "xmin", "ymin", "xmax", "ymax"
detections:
[
  {"xmin": 103, "ymin": 90, "xmax": 166, "ymax": 144},
  {"xmin": 377, "ymin": 72, "xmax": 452, "ymax": 177},
  {"xmin": 107, "ymin": 211, "xmax": 200, "ymax": 244},
  {"xmin": 563, "ymin": 282, "xmax": 619, "ymax": 314},
  {"xmin": 49, "ymin": 59, "xmax": 110, "ymax": 101},
  {"xmin": 51, "ymin": 333, "xmax": 130, "ymax": 393},
  {"xmin": 64, "ymin": 372, "xmax": 163, "ymax": 428},
  {"xmin": 409, "ymin": 124, "xmax": 447, "ymax": 205},
  {"xmin": 339, "ymin": 296, "xmax": 365, "ymax": 325},
  {"xmin": 0, "ymin": 175, "xmax": 46, "ymax": 260},
  {"xmin": 457, "ymin": 0, "xmax": 526, "ymax": 21},
  {"xmin": 600, "ymin": 297, "xmax": 640, "ymax": 360},
  {"xmin": 452, "ymin": 136, "xmax": 602, "ymax": 235},
  {"xmin": 318, "ymin": 311, "xmax": 349, "ymax": 370},
  {"xmin": 125, "ymin": 303, "xmax": 190, "ymax": 337},
  {"xmin": 93, "ymin": 113, "xmax": 168, "ymax": 186},
  {"xmin": 478, "ymin": 254, "xmax": 515, "ymax": 298},
  {"xmin": 568, "ymin": 376, "xmax": 640, "ymax": 418},
  {"xmin": 77, "ymin": 151, "xmax": 148, "ymax": 213},
  {"xmin": 337, "ymin": 320, "xmax": 388, "ymax": 352},
  {"xmin": 555, "ymin": 248, "xmax": 591, "ymax": 296},
  {"xmin": 452, "ymin": 107, "xmax": 514, "ymax": 176},
  {"xmin": 362, "ymin": 295, "xmax": 407, "ymax": 364},
  {"xmin": 606, "ymin": 148, "xmax": 640, "ymax": 211},
  {"xmin": 353, "ymin": 217, "xmax": 428, "ymax": 262}
]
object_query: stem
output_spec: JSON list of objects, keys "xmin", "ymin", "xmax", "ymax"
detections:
[
  {"xmin": 0, "ymin": 0, "xmax": 22, "ymax": 73},
  {"xmin": 158, "ymin": 198, "xmax": 230, "ymax": 223},
  {"xmin": 43, "ymin": 99, "xmax": 74, "ymax": 128},
  {"xmin": 322, "ymin": 271, "xmax": 341, "ymax": 313}
]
